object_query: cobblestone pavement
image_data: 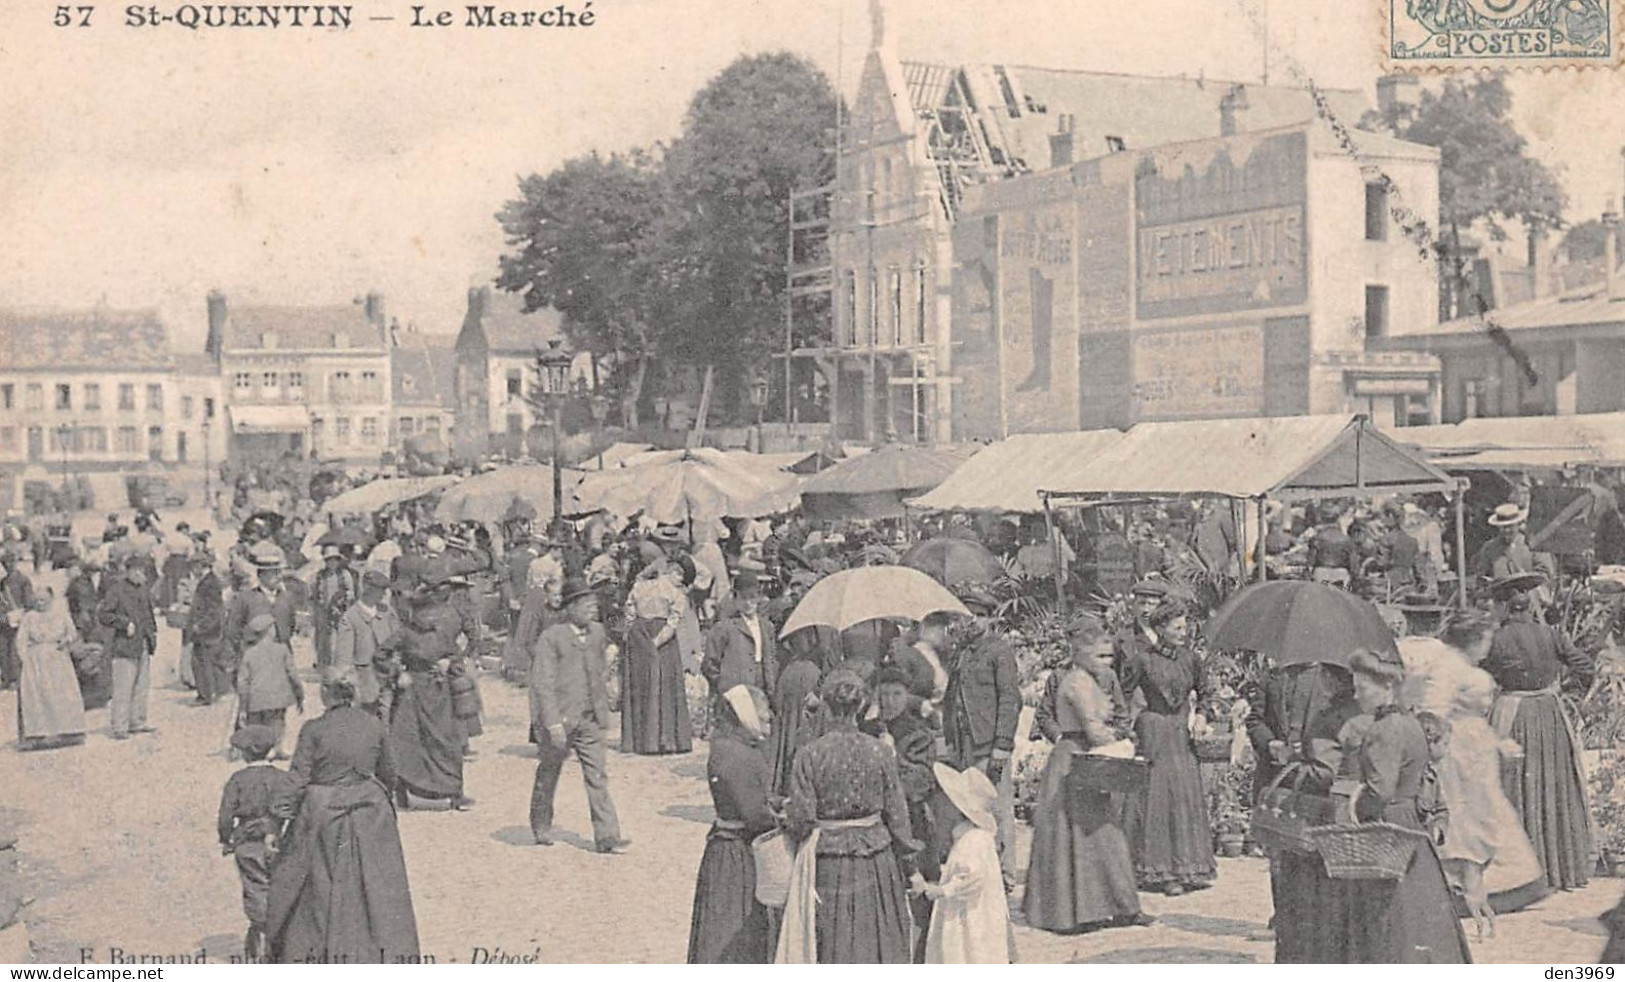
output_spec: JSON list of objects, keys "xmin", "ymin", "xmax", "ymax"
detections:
[{"xmin": 1, "ymin": 624, "xmax": 1618, "ymax": 964}]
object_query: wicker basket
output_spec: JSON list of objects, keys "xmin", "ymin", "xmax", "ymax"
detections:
[
  {"xmin": 1066, "ymin": 752, "xmax": 1149, "ymax": 796},
  {"xmin": 1193, "ymin": 733, "xmax": 1233, "ymax": 763},
  {"xmin": 1308, "ymin": 822, "xmax": 1430, "ymax": 880},
  {"xmin": 1250, "ymin": 766, "xmax": 1336, "ymax": 855}
]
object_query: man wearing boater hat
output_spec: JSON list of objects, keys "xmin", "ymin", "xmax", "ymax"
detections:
[{"xmin": 224, "ymin": 541, "xmax": 297, "ymax": 672}]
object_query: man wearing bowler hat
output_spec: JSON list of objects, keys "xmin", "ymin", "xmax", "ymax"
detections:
[
  {"xmin": 529, "ymin": 578, "xmax": 629, "ymax": 853},
  {"xmin": 701, "ymin": 569, "xmax": 776, "ymax": 699}
]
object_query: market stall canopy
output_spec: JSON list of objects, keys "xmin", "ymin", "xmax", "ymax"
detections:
[
  {"xmin": 907, "ymin": 430, "xmax": 1128, "ymax": 513},
  {"xmin": 778, "ymin": 565, "xmax": 971, "ymax": 637},
  {"xmin": 575, "ymin": 447, "xmax": 802, "ymax": 524},
  {"xmin": 1394, "ymin": 412, "xmax": 1625, "ymax": 471},
  {"xmin": 800, "ymin": 443, "xmax": 975, "ymax": 521},
  {"xmin": 433, "ymin": 463, "xmax": 587, "ymax": 524},
  {"xmin": 228, "ymin": 405, "xmax": 311, "ymax": 434},
  {"xmin": 1044, "ymin": 415, "xmax": 1457, "ymax": 502},
  {"xmin": 322, "ymin": 474, "xmax": 460, "ymax": 518}
]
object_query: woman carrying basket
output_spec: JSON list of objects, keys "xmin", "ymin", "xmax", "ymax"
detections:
[
  {"xmin": 1332, "ymin": 649, "xmax": 1470, "ymax": 963},
  {"xmin": 1023, "ymin": 613, "xmax": 1149, "ymax": 934}
]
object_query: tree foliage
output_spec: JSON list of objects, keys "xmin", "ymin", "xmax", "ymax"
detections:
[
  {"xmin": 496, "ymin": 52, "xmax": 838, "ymax": 425},
  {"xmin": 1361, "ymin": 73, "xmax": 1566, "ymax": 239}
]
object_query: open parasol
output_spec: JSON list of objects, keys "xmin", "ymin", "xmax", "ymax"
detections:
[
  {"xmin": 322, "ymin": 474, "xmax": 460, "ymax": 518},
  {"xmin": 433, "ymin": 464, "xmax": 586, "ymax": 524},
  {"xmin": 901, "ymin": 537, "xmax": 1004, "ymax": 588},
  {"xmin": 777, "ymin": 566, "xmax": 970, "ymax": 638},
  {"xmin": 575, "ymin": 448, "xmax": 801, "ymax": 525},
  {"xmin": 1206, "ymin": 580, "xmax": 1399, "ymax": 667}
]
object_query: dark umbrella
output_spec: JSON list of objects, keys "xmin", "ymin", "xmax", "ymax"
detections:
[
  {"xmin": 901, "ymin": 537, "xmax": 1004, "ymax": 588},
  {"xmin": 1207, "ymin": 580, "xmax": 1399, "ymax": 667},
  {"xmin": 317, "ymin": 525, "xmax": 371, "ymax": 548}
]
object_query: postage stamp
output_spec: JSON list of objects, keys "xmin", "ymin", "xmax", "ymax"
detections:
[{"xmin": 1388, "ymin": 0, "xmax": 1620, "ymax": 68}]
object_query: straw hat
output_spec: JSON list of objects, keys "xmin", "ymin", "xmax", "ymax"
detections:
[
  {"xmin": 932, "ymin": 762, "xmax": 997, "ymax": 832},
  {"xmin": 1487, "ymin": 503, "xmax": 1529, "ymax": 527}
]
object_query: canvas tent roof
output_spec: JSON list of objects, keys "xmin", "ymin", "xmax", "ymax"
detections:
[
  {"xmin": 907, "ymin": 430, "xmax": 1128, "ymax": 513},
  {"xmin": 1042, "ymin": 415, "xmax": 1458, "ymax": 502},
  {"xmin": 1393, "ymin": 413, "xmax": 1625, "ymax": 470}
]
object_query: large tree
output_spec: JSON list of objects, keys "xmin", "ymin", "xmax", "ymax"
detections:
[
  {"xmin": 496, "ymin": 150, "xmax": 663, "ymax": 427},
  {"xmin": 656, "ymin": 52, "xmax": 839, "ymax": 422}
]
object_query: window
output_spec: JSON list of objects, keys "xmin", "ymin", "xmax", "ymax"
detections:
[
  {"xmin": 866, "ymin": 268, "xmax": 879, "ymax": 345},
  {"xmin": 311, "ymin": 417, "xmax": 325, "ymax": 443},
  {"xmin": 361, "ymin": 417, "xmax": 379, "ymax": 444},
  {"xmin": 398, "ymin": 417, "xmax": 415, "ymax": 437},
  {"xmin": 914, "ymin": 263, "xmax": 929, "ymax": 344},
  {"xmin": 55, "ymin": 384, "xmax": 71, "ymax": 411},
  {"xmin": 424, "ymin": 416, "xmax": 441, "ymax": 435},
  {"xmin": 287, "ymin": 371, "xmax": 304, "ymax": 396},
  {"xmin": 0, "ymin": 384, "xmax": 12, "ymax": 410},
  {"xmin": 1364, "ymin": 182, "xmax": 1388, "ymax": 241},
  {"xmin": 0, "ymin": 427, "xmax": 15, "ymax": 453},
  {"xmin": 82, "ymin": 427, "xmax": 107, "ymax": 452},
  {"xmin": 115, "ymin": 426, "xmax": 140, "ymax": 453},
  {"xmin": 842, "ymin": 271, "xmax": 857, "ymax": 347},
  {"xmin": 84, "ymin": 383, "xmax": 101, "ymax": 411},
  {"xmin": 25, "ymin": 384, "xmax": 43, "ymax": 411},
  {"xmin": 50, "ymin": 427, "xmax": 70, "ymax": 452},
  {"xmin": 1364, "ymin": 285, "xmax": 1390, "ymax": 339},
  {"xmin": 506, "ymin": 369, "xmax": 523, "ymax": 398},
  {"xmin": 148, "ymin": 425, "xmax": 163, "ymax": 461},
  {"xmin": 889, "ymin": 267, "xmax": 903, "ymax": 346},
  {"xmin": 118, "ymin": 384, "xmax": 135, "ymax": 410},
  {"xmin": 147, "ymin": 384, "xmax": 163, "ymax": 412},
  {"xmin": 332, "ymin": 372, "xmax": 352, "ymax": 402},
  {"xmin": 181, "ymin": 395, "xmax": 194, "ymax": 419},
  {"xmin": 335, "ymin": 417, "xmax": 352, "ymax": 442},
  {"xmin": 233, "ymin": 372, "xmax": 252, "ymax": 392},
  {"xmin": 361, "ymin": 371, "xmax": 380, "ymax": 400},
  {"xmin": 261, "ymin": 371, "xmax": 279, "ymax": 391},
  {"xmin": 204, "ymin": 397, "xmax": 216, "ymax": 420},
  {"xmin": 1105, "ymin": 135, "xmax": 1126, "ymax": 153}
]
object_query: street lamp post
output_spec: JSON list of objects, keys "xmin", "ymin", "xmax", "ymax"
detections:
[{"xmin": 535, "ymin": 342, "xmax": 573, "ymax": 535}]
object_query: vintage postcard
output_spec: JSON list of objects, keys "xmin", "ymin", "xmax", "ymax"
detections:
[{"xmin": 2, "ymin": 0, "xmax": 1625, "ymax": 968}]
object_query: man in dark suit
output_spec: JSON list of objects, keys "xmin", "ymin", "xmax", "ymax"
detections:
[
  {"xmin": 224, "ymin": 542, "xmax": 297, "ymax": 671},
  {"xmin": 701, "ymin": 570, "xmax": 776, "ymax": 697},
  {"xmin": 186, "ymin": 550, "xmax": 228, "ymax": 705},
  {"xmin": 1244, "ymin": 662, "xmax": 1358, "ymax": 801},
  {"xmin": 529, "ymin": 578, "xmax": 629, "ymax": 853},
  {"xmin": 100, "ymin": 556, "xmax": 159, "ymax": 739},
  {"xmin": 943, "ymin": 589, "xmax": 1021, "ymax": 889}
]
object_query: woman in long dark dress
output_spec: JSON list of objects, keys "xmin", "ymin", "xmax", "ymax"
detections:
[
  {"xmin": 388, "ymin": 617, "xmax": 470, "ymax": 809},
  {"xmin": 621, "ymin": 560, "xmax": 693, "ymax": 755},
  {"xmin": 769, "ymin": 641, "xmax": 827, "ymax": 798},
  {"xmin": 267, "ymin": 672, "xmax": 420, "ymax": 964},
  {"xmin": 1024, "ymin": 614, "xmax": 1149, "ymax": 933},
  {"xmin": 778, "ymin": 669, "xmax": 919, "ymax": 964},
  {"xmin": 1120, "ymin": 606, "xmax": 1215, "ymax": 895},
  {"xmin": 1331, "ymin": 650, "xmax": 1471, "ymax": 964},
  {"xmin": 1481, "ymin": 590, "xmax": 1593, "ymax": 890},
  {"xmin": 689, "ymin": 685, "xmax": 778, "ymax": 963}
]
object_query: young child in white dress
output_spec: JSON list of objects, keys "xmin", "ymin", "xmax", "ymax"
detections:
[{"xmin": 912, "ymin": 763, "xmax": 1013, "ymax": 964}]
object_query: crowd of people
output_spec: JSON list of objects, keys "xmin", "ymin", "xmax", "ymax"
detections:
[{"xmin": 3, "ymin": 462, "xmax": 1624, "ymax": 965}]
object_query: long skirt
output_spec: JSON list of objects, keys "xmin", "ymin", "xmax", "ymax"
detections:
[
  {"xmin": 18, "ymin": 641, "xmax": 87, "ymax": 742},
  {"xmin": 1497, "ymin": 692, "xmax": 1591, "ymax": 890},
  {"xmin": 688, "ymin": 831, "xmax": 774, "ymax": 963},
  {"xmin": 1123, "ymin": 710, "xmax": 1214, "ymax": 888},
  {"xmin": 623, "ymin": 617, "xmax": 691, "ymax": 755},
  {"xmin": 1272, "ymin": 850, "xmax": 1346, "ymax": 963},
  {"xmin": 1023, "ymin": 741, "xmax": 1141, "ymax": 931},
  {"xmin": 813, "ymin": 847, "xmax": 912, "ymax": 964},
  {"xmin": 1336, "ymin": 816, "xmax": 1472, "ymax": 963},
  {"xmin": 266, "ymin": 780, "xmax": 420, "ymax": 964},
  {"xmin": 1601, "ymin": 892, "xmax": 1625, "ymax": 964},
  {"xmin": 388, "ymin": 673, "xmax": 464, "ymax": 799},
  {"xmin": 769, "ymin": 659, "xmax": 824, "ymax": 798}
]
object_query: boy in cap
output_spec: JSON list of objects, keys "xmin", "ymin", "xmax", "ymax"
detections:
[
  {"xmin": 217, "ymin": 724, "xmax": 291, "ymax": 961},
  {"xmin": 235, "ymin": 613, "xmax": 304, "ymax": 758}
]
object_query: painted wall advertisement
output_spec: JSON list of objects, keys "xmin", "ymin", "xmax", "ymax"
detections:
[
  {"xmin": 1131, "ymin": 324, "xmax": 1266, "ymax": 419},
  {"xmin": 1134, "ymin": 131, "xmax": 1308, "ymax": 320}
]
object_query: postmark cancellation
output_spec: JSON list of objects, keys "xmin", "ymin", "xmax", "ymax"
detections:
[{"xmin": 1388, "ymin": 0, "xmax": 1619, "ymax": 68}]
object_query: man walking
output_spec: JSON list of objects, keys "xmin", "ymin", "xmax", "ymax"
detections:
[
  {"xmin": 334, "ymin": 570, "xmax": 401, "ymax": 719},
  {"xmin": 701, "ymin": 570, "xmax": 775, "ymax": 697},
  {"xmin": 100, "ymin": 555, "xmax": 159, "ymax": 739},
  {"xmin": 528, "ymin": 578, "xmax": 629, "ymax": 854},
  {"xmin": 224, "ymin": 542, "xmax": 297, "ymax": 670},
  {"xmin": 186, "ymin": 550, "xmax": 228, "ymax": 705}
]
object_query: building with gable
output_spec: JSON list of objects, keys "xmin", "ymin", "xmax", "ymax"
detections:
[
  {"xmin": 391, "ymin": 331, "xmax": 458, "ymax": 451},
  {"xmin": 453, "ymin": 285, "xmax": 572, "ymax": 458}
]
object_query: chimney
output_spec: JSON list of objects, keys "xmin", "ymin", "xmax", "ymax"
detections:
[
  {"xmin": 1219, "ymin": 84, "xmax": 1249, "ymax": 137},
  {"xmin": 1376, "ymin": 73, "xmax": 1421, "ymax": 117},
  {"xmin": 364, "ymin": 291, "xmax": 386, "ymax": 328},
  {"xmin": 1605, "ymin": 206, "xmax": 1621, "ymax": 301},
  {"xmin": 205, "ymin": 289, "xmax": 228, "ymax": 356},
  {"xmin": 1048, "ymin": 114, "xmax": 1074, "ymax": 169}
]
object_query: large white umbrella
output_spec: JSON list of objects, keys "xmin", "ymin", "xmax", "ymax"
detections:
[
  {"xmin": 433, "ymin": 464, "xmax": 587, "ymax": 524},
  {"xmin": 322, "ymin": 474, "xmax": 459, "ymax": 518},
  {"xmin": 777, "ymin": 565, "xmax": 971, "ymax": 638},
  {"xmin": 575, "ymin": 448, "xmax": 801, "ymax": 524}
]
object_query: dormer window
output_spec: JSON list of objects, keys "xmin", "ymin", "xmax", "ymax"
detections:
[{"xmin": 1105, "ymin": 136, "xmax": 1126, "ymax": 153}]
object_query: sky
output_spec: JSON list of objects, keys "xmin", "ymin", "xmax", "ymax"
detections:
[{"xmin": 1, "ymin": 0, "xmax": 1622, "ymax": 351}]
